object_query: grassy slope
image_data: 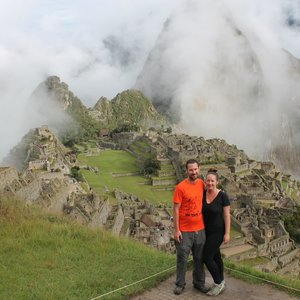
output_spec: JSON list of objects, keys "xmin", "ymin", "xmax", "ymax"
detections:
[
  {"xmin": 0, "ymin": 199, "xmax": 175, "ymax": 300},
  {"xmin": 224, "ymin": 260, "xmax": 300, "ymax": 298},
  {"xmin": 78, "ymin": 149, "xmax": 174, "ymax": 205}
]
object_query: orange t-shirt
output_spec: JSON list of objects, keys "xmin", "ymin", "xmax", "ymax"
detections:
[{"xmin": 173, "ymin": 178, "xmax": 205, "ymax": 232}]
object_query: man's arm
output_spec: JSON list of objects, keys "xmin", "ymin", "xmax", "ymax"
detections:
[{"xmin": 173, "ymin": 202, "xmax": 182, "ymax": 242}]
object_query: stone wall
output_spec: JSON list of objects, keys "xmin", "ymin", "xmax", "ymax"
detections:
[
  {"xmin": 15, "ymin": 179, "xmax": 41, "ymax": 202},
  {"xmin": 112, "ymin": 132, "xmax": 141, "ymax": 146},
  {"xmin": 230, "ymin": 248, "xmax": 257, "ymax": 261},
  {"xmin": 111, "ymin": 206, "xmax": 125, "ymax": 236},
  {"xmin": 89, "ymin": 199, "xmax": 112, "ymax": 228},
  {"xmin": 28, "ymin": 160, "xmax": 50, "ymax": 171},
  {"xmin": 268, "ymin": 235, "xmax": 293, "ymax": 256},
  {"xmin": 278, "ymin": 248, "xmax": 298, "ymax": 268},
  {"xmin": 98, "ymin": 140, "xmax": 119, "ymax": 149},
  {"xmin": 0, "ymin": 167, "xmax": 19, "ymax": 190},
  {"xmin": 277, "ymin": 256, "xmax": 300, "ymax": 276},
  {"xmin": 152, "ymin": 178, "xmax": 177, "ymax": 186}
]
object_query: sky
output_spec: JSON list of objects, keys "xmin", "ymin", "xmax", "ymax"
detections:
[
  {"xmin": 135, "ymin": 0, "xmax": 300, "ymax": 171},
  {"xmin": 0, "ymin": 0, "xmax": 181, "ymax": 160},
  {"xmin": 0, "ymin": 0, "xmax": 300, "ymax": 165}
]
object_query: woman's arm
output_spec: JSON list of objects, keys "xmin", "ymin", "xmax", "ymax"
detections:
[{"xmin": 223, "ymin": 205, "xmax": 231, "ymax": 244}]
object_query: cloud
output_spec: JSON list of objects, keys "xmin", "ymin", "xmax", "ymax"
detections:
[
  {"xmin": 1, "ymin": 0, "xmax": 300, "ymax": 174},
  {"xmin": 135, "ymin": 0, "xmax": 300, "ymax": 168},
  {"xmin": 0, "ymin": 0, "xmax": 180, "ymax": 160}
]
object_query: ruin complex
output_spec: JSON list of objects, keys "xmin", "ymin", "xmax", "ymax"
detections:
[{"xmin": 0, "ymin": 127, "xmax": 299, "ymax": 276}]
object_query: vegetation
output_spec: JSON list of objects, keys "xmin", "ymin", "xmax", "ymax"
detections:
[
  {"xmin": 224, "ymin": 259, "xmax": 300, "ymax": 298},
  {"xmin": 59, "ymin": 99, "xmax": 101, "ymax": 146},
  {"xmin": 70, "ymin": 166, "xmax": 84, "ymax": 182},
  {"xmin": 111, "ymin": 123, "xmax": 140, "ymax": 134},
  {"xmin": 230, "ymin": 226, "xmax": 243, "ymax": 239},
  {"xmin": 281, "ymin": 205, "xmax": 300, "ymax": 243},
  {"xmin": 78, "ymin": 149, "xmax": 174, "ymax": 205},
  {"xmin": 0, "ymin": 198, "xmax": 176, "ymax": 300},
  {"xmin": 110, "ymin": 90, "xmax": 166, "ymax": 128},
  {"xmin": 61, "ymin": 89, "xmax": 168, "ymax": 146},
  {"xmin": 143, "ymin": 158, "xmax": 161, "ymax": 176}
]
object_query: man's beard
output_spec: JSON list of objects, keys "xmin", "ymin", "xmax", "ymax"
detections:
[{"xmin": 188, "ymin": 174, "xmax": 198, "ymax": 182}]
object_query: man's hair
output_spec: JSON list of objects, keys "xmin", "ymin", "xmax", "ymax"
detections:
[{"xmin": 185, "ymin": 159, "xmax": 199, "ymax": 169}]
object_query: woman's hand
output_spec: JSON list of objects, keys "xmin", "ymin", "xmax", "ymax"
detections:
[{"xmin": 224, "ymin": 233, "xmax": 230, "ymax": 244}]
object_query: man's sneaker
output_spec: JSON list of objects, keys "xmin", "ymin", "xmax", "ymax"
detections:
[
  {"xmin": 173, "ymin": 285, "xmax": 185, "ymax": 295},
  {"xmin": 193, "ymin": 283, "xmax": 211, "ymax": 293},
  {"xmin": 206, "ymin": 281, "xmax": 225, "ymax": 296}
]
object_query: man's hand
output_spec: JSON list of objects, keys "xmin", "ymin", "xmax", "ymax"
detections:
[{"xmin": 174, "ymin": 230, "xmax": 182, "ymax": 242}]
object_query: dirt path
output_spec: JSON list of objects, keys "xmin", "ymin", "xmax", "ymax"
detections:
[{"xmin": 130, "ymin": 270, "xmax": 299, "ymax": 300}]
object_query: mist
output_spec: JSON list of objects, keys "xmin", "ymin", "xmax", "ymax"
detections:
[
  {"xmin": 135, "ymin": 0, "xmax": 300, "ymax": 165},
  {"xmin": 0, "ymin": 0, "xmax": 180, "ymax": 161},
  {"xmin": 1, "ymin": 0, "xmax": 300, "ymax": 171}
]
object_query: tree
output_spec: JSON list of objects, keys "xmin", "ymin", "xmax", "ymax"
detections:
[
  {"xmin": 70, "ymin": 166, "xmax": 84, "ymax": 182},
  {"xmin": 111, "ymin": 123, "xmax": 140, "ymax": 134},
  {"xmin": 143, "ymin": 158, "xmax": 160, "ymax": 176},
  {"xmin": 282, "ymin": 205, "xmax": 300, "ymax": 243}
]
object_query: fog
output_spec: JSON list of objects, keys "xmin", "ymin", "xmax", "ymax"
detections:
[
  {"xmin": 0, "ymin": 0, "xmax": 180, "ymax": 160},
  {"xmin": 135, "ymin": 0, "xmax": 300, "ymax": 163},
  {"xmin": 0, "ymin": 0, "xmax": 300, "ymax": 166}
]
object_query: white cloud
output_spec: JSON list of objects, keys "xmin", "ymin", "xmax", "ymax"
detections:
[
  {"xmin": 0, "ymin": 0, "xmax": 180, "ymax": 160},
  {"xmin": 135, "ymin": 0, "xmax": 300, "ymax": 166},
  {"xmin": 0, "ymin": 0, "xmax": 299, "ymax": 167}
]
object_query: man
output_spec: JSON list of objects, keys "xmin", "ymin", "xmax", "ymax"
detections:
[{"xmin": 173, "ymin": 159, "xmax": 208, "ymax": 295}]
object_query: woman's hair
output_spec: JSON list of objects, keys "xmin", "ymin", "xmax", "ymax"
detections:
[{"xmin": 206, "ymin": 168, "xmax": 219, "ymax": 180}]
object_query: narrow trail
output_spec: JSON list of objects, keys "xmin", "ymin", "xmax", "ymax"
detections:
[{"xmin": 130, "ymin": 270, "xmax": 299, "ymax": 300}]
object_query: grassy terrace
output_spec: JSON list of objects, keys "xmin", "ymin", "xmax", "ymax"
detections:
[
  {"xmin": 78, "ymin": 149, "xmax": 174, "ymax": 205},
  {"xmin": 0, "ymin": 198, "xmax": 176, "ymax": 300},
  {"xmin": 129, "ymin": 139, "xmax": 155, "ymax": 160}
]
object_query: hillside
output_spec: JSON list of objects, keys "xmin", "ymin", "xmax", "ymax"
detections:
[
  {"xmin": 134, "ymin": 4, "xmax": 300, "ymax": 178},
  {"xmin": 2, "ymin": 125, "xmax": 71, "ymax": 172},
  {"xmin": 28, "ymin": 76, "xmax": 168, "ymax": 147},
  {"xmin": 90, "ymin": 89, "xmax": 167, "ymax": 128},
  {"xmin": 1, "ymin": 121, "xmax": 300, "ymax": 285},
  {"xmin": 0, "ymin": 198, "xmax": 175, "ymax": 300}
]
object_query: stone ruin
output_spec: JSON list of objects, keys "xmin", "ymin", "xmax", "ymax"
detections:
[
  {"xmin": 1, "ymin": 125, "xmax": 75, "ymax": 175},
  {"xmin": 1, "ymin": 127, "xmax": 300, "ymax": 277},
  {"xmin": 61, "ymin": 187, "xmax": 175, "ymax": 252},
  {"xmin": 97, "ymin": 131, "xmax": 300, "ymax": 275},
  {"xmin": 0, "ymin": 160, "xmax": 175, "ymax": 253},
  {"xmin": 231, "ymin": 196, "xmax": 299, "ymax": 276},
  {"xmin": 113, "ymin": 189, "xmax": 174, "ymax": 252}
]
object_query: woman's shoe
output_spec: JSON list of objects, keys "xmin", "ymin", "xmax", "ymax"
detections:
[{"xmin": 206, "ymin": 281, "xmax": 225, "ymax": 296}]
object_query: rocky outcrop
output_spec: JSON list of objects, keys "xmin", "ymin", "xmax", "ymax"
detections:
[
  {"xmin": 32, "ymin": 76, "xmax": 85, "ymax": 111},
  {"xmin": 90, "ymin": 89, "xmax": 167, "ymax": 129},
  {"xmin": 2, "ymin": 125, "xmax": 73, "ymax": 172}
]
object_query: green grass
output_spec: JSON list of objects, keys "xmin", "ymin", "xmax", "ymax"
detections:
[
  {"xmin": 224, "ymin": 259, "xmax": 300, "ymax": 298},
  {"xmin": 237, "ymin": 256, "xmax": 270, "ymax": 267},
  {"xmin": 0, "ymin": 198, "xmax": 176, "ymax": 300},
  {"xmin": 129, "ymin": 144, "xmax": 153, "ymax": 160},
  {"xmin": 78, "ymin": 149, "xmax": 174, "ymax": 205},
  {"xmin": 230, "ymin": 226, "xmax": 243, "ymax": 239},
  {"xmin": 160, "ymin": 164, "xmax": 175, "ymax": 172}
]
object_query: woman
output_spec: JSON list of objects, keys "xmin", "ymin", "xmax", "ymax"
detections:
[{"xmin": 202, "ymin": 168, "xmax": 231, "ymax": 296}]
